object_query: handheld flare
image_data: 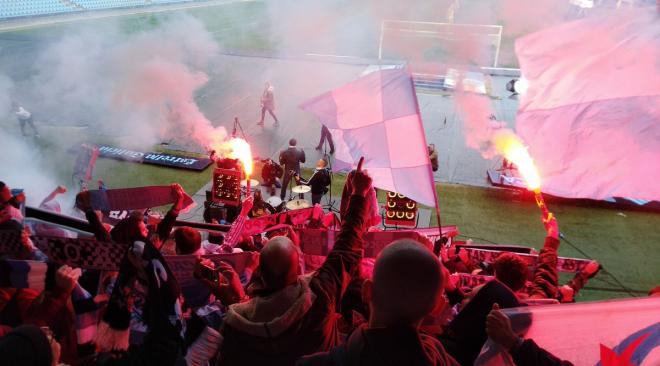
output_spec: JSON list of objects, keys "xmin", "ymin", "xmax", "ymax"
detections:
[{"xmin": 534, "ymin": 189, "xmax": 553, "ymax": 223}]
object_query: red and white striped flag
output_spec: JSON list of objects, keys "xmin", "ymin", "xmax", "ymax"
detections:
[{"xmin": 300, "ymin": 68, "xmax": 436, "ymax": 206}]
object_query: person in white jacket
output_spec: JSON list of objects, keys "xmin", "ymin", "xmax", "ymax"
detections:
[{"xmin": 13, "ymin": 103, "xmax": 39, "ymax": 137}]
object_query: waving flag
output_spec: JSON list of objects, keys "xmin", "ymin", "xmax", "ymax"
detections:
[
  {"xmin": 515, "ymin": 8, "xmax": 660, "ymax": 201},
  {"xmin": 476, "ymin": 297, "xmax": 660, "ymax": 366},
  {"xmin": 300, "ymin": 68, "xmax": 436, "ymax": 206}
]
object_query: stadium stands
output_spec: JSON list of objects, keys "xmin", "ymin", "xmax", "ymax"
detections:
[
  {"xmin": 0, "ymin": 0, "xmax": 200, "ymax": 20},
  {"xmin": 0, "ymin": 1, "xmax": 79, "ymax": 19},
  {"xmin": 72, "ymin": 0, "xmax": 148, "ymax": 11},
  {"xmin": 151, "ymin": 0, "xmax": 192, "ymax": 4}
]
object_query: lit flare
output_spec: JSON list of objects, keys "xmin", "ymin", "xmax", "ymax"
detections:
[
  {"xmin": 229, "ymin": 138, "xmax": 253, "ymax": 176},
  {"xmin": 494, "ymin": 130, "xmax": 540, "ymax": 191},
  {"xmin": 229, "ymin": 138, "xmax": 253, "ymax": 193},
  {"xmin": 494, "ymin": 131, "xmax": 551, "ymax": 221}
]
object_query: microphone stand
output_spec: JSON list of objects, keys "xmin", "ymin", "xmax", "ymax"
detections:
[
  {"xmin": 232, "ymin": 117, "xmax": 247, "ymax": 140},
  {"xmin": 322, "ymin": 138, "xmax": 340, "ymax": 213}
]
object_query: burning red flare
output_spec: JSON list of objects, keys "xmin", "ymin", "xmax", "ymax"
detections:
[
  {"xmin": 229, "ymin": 138, "xmax": 253, "ymax": 176},
  {"xmin": 493, "ymin": 130, "xmax": 552, "ymax": 220},
  {"xmin": 494, "ymin": 130, "xmax": 541, "ymax": 191}
]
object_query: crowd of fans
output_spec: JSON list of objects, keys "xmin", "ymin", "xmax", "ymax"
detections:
[{"xmin": 0, "ymin": 168, "xmax": 652, "ymax": 366}]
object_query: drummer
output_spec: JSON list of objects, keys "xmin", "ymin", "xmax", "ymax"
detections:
[
  {"xmin": 295, "ymin": 158, "xmax": 331, "ymax": 205},
  {"xmin": 249, "ymin": 190, "xmax": 276, "ymax": 218}
]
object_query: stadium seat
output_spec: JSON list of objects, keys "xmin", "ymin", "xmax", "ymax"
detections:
[
  {"xmin": 0, "ymin": 0, "xmax": 79, "ymax": 19},
  {"xmin": 0, "ymin": 0, "xmax": 197, "ymax": 19}
]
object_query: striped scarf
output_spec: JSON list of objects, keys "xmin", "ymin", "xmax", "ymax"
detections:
[
  {"xmin": 0, "ymin": 260, "xmax": 50, "ymax": 292},
  {"xmin": 71, "ymin": 284, "xmax": 100, "ymax": 345}
]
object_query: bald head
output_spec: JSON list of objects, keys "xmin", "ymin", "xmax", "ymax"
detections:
[
  {"xmin": 259, "ymin": 236, "xmax": 300, "ymax": 291},
  {"xmin": 371, "ymin": 239, "xmax": 444, "ymax": 326}
]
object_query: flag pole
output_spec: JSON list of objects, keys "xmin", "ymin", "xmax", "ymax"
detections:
[{"xmin": 406, "ymin": 66, "xmax": 444, "ymax": 244}]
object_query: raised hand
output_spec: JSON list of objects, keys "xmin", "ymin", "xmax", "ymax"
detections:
[
  {"xmin": 240, "ymin": 195, "xmax": 254, "ymax": 216},
  {"xmin": 485, "ymin": 303, "xmax": 519, "ymax": 351},
  {"xmin": 55, "ymin": 265, "xmax": 82, "ymax": 295},
  {"xmin": 542, "ymin": 213, "xmax": 559, "ymax": 240},
  {"xmin": 349, "ymin": 157, "xmax": 373, "ymax": 197},
  {"xmin": 171, "ymin": 183, "xmax": 186, "ymax": 211},
  {"xmin": 215, "ymin": 261, "xmax": 246, "ymax": 306}
]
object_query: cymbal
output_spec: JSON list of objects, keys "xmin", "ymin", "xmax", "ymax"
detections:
[
  {"xmin": 266, "ymin": 196, "xmax": 283, "ymax": 207},
  {"xmin": 286, "ymin": 199, "xmax": 311, "ymax": 210},
  {"xmin": 291, "ymin": 185, "xmax": 311, "ymax": 193},
  {"xmin": 240, "ymin": 179, "xmax": 260, "ymax": 187}
]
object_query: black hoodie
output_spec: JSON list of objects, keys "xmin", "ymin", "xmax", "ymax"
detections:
[
  {"xmin": 297, "ymin": 324, "xmax": 460, "ymax": 366},
  {"xmin": 441, "ymin": 280, "xmax": 522, "ymax": 366}
]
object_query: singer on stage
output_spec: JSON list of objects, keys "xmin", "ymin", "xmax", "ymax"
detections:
[{"xmin": 295, "ymin": 159, "xmax": 331, "ymax": 205}]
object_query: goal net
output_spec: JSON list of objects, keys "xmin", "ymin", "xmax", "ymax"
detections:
[{"xmin": 379, "ymin": 20, "xmax": 503, "ymax": 68}]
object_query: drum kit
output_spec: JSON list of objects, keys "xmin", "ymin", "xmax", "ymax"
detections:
[
  {"xmin": 286, "ymin": 198, "xmax": 311, "ymax": 210},
  {"xmin": 285, "ymin": 185, "xmax": 311, "ymax": 210},
  {"xmin": 244, "ymin": 179, "xmax": 312, "ymax": 212},
  {"xmin": 291, "ymin": 185, "xmax": 311, "ymax": 194},
  {"xmin": 240, "ymin": 179, "xmax": 260, "ymax": 189}
]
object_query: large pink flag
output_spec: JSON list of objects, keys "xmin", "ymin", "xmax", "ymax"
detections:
[
  {"xmin": 476, "ymin": 297, "xmax": 660, "ymax": 366},
  {"xmin": 300, "ymin": 68, "xmax": 436, "ymax": 206},
  {"xmin": 515, "ymin": 8, "xmax": 660, "ymax": 201}
]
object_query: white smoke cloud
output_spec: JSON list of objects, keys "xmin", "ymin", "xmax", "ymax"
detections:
[
  {"xmin": 449, "ymin": 0, "xmax": 608, "ymax": 159},
  {"xmin": 0, "ymin": 75, "xmax": 14, "ymax": 116},
  {"xmin": 0, "ymin": 14, "xmax": 229, "ymax": 204},
  {"xmin": 25, "ymin": 14, "xmax": 225, "ymax": 150},
  {"xmin": 454, "ymin": 91, "xmax": 510, "ymax": 159},
  {"xmin": 0, "ymin": 134, "xmax": 59, "ymax": 207}
]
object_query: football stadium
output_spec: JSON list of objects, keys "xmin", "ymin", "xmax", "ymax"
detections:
[{"xmin": 0, "ymin": 1, "xmax": 658, "ymax": 365}]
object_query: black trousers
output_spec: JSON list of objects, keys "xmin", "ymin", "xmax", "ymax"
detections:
[
  {"xmin": 312, "ymin": 192, "xmax": 324, "ymax": 205},
  {"xmin": 316, "ymin": 125, "xmax": 334, "ymax": 152},
  {"xmin": 280, "ymin": 171, "xmax": 294, "ymax": 199}
]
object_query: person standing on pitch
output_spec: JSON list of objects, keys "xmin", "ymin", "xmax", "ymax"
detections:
[
  {"xmin": 429, "ymin": 143, "xmax": 439, "ymax": 172},
  {"xmin": 258, "ymin": 81, "xmax": 279, "ymax": 127},
  {"xmin": 279, "ymin": 138, "xmax": 305, "ymax": 200},
  {"xmin": 13, "ymin": 103, "xmax": 39, "ymax": 137},
  {"xmin": 315, "ymin": 125, "xmax": 335, "ymax": 154}
]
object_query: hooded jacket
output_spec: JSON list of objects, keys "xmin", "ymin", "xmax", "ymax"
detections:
[
  {"xmin": 297, "ymin": 324, "xmax": 460, "ymax": 366},
  {"xmin": 441, "ymin": 280, "xmax": 521, "ymax": 366},
  {"xmin": 218, "ymin": 195, "xmax": 367, "ymax": 366}
]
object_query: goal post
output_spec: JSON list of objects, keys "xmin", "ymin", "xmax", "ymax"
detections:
[{"xmin": 379, "ymin": 20, "xmax": 503, "ymax": 68}]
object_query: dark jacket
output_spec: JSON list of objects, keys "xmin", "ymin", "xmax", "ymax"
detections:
[
  {"xmin": 261, "ymin": 160, "xmax": 284, "ymax": 182},
  {"xmin": 441, "ymin": 280, "xmax": 521, "ymax": 366},
  {"xmin": 0, "ymin": 325, "xmax": 53, "ymax": 366},
  {"xmin": 511, "ymin": 339, "xmax": 574, "ymax": 366},
  {"xmin": 297, "ymin": 324, "xmax": 460, "ymax": 366},
  {"xmin": 280, "ymin": 147, "xmax": 306, "ymax": 174},
  {"xmin": 528, "ymin": 237, "xmax": 560, "ymax": 300},
  {"xmin": 85, "ymin": 208, "xmax": 178, "ymax": 244},
  {"xmin": 83, "ymin": 240, "xmax": 185, "ymax": 366},
  {"xmin": 218, "ymin": 195, "xmax": 367, "ymax": 366},
  {"xmin": 0, "ymin": 284, "xmax": 79, "ymax": 365},
  {"xmin": 302, "ymin": 168, "xmax": 331, "ymax": 195}
]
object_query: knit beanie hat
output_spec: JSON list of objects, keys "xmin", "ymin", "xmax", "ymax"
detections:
[{"xmin": 0, "ymin": 325, "xmax": 53, "ymax": 366}]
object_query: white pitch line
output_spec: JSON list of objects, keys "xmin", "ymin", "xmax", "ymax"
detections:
[{"xmin": 305, "ymin": 53, "xmax": 357, "ymax": 59}]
